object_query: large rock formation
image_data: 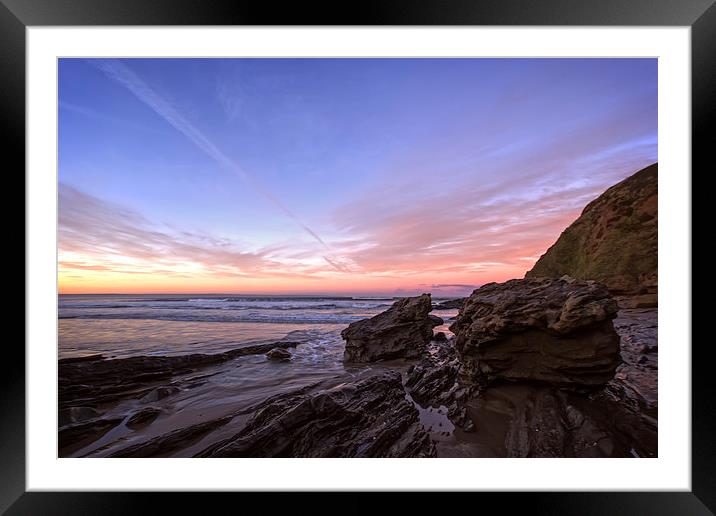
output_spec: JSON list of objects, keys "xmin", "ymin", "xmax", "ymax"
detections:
[
  {"xmin": 342, "ymin": 294, "xmax": 443, "ymax": 362},
  {"xmin": 526, "ymin": 163, "xmax": 657, "ymax": 298},
  {"xmin": 196, "ymin": 372, "xmax": 436, "ymax": 458},
  {"xmin": 450, "ymin": 277, "xmax": 620, "ymax": 390}
]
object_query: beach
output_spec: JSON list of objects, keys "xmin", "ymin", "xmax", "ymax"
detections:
[
  {"xmin": 58, "ymin": 294, "xmax": 656, "ymax": 458},
  {"xmin": 59, "ymin": 294, "xmax": 460, "ymax": 457}
]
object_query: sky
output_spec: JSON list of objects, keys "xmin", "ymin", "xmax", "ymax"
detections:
[{"xmin": 58, "ymin": 58, "xmax": 657, "ymax": 296}]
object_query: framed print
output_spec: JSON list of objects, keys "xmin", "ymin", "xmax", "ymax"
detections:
[{"xmin": 4, "ymin": 0, "xmax": 711, "ymax": 512}]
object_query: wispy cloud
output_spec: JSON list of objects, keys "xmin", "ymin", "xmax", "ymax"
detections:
[
  {"xmin": 90, "ymin": 59, "xmax": 346, "ymax": 272},
  {"xmin": 58, "ymin": 183, "xmax": 326, "ymax": 280},
  {"xmin": 59, "ymin": 100, "xmax": 168, "ymax": 134},
  {"xmin": 216, "ymin": 79, "xmax": 244, "ymax": 122},
  {"xmin": 327, "ymin": 121, "xmax": 657, "ymax": 284}
]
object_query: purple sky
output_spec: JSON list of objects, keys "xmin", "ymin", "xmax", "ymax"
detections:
[{"xmin": 58, "ymin": 58, "xmax": 657, "ymax": 295}]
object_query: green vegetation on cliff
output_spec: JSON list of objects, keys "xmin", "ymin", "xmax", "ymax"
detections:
[{"xmin": 526, "ymin": 163, "xmax": 657, "ymax": 294}]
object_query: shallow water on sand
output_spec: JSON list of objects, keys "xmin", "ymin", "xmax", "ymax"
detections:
[{"xmin": 59, "ymin": 319, "xmax": 348, "ymax": 359}]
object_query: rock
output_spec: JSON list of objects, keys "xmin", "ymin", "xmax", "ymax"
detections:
[
  {"xmin": 58, "ymin": 354, "xmax": 104, "ymax": 364},
  {"xmin": 617, "ymin": 294, "xmax": 658, "ymax": 309},
  {"xmin": 404, "ymin": 350, "xmax": 474, "ymax": 430},
  {"xmin": 526, "ymin": 163, "xmax": 657, "ymax": 298},
  {"xmin": 432, "ymin": 298, "xmax": 467, "ymax": 310},
  {"xmin": 450, "ymin": 277, "xmax": 620, "ymax": 389},
  {"xmin": 111, "ymin": 416, "xmax": 234, "ymax": 458},
  {"xmin": 433, "ymin": 331, "xmax": 448, "ymax": 342},
  {"xmin": 196, "ymin": 372, "xmax": 436, "ymax": 458},
  {"xmin": 127, "ymin": 407, "xmax": 161, "ymax": 429},
  {"xmin": 428, "ymin": 314, "xmax": 444, "ymax": 326},
  {"xmin": 504, "ymin": 387, "xmax": 615, "ymax": 457},
  {"xmin": 266, "ymin": 348, "xmax": 291, "ymax": 361},
  {"xmin": 464, "ymin": 372, "xmax": 657, "ymax": 458},
  {"xmin": 140, "ymin": 386, "xmax": 180, "ymax": 403},
  {"xmin": 609, "ymin": 307, "xmax": 658, "ymax": 415},
  {"xmin": 342, "ymin": 294, "xmax": 442, "ymax": 363},
  {"xmin": 58, "ymin": 406, "xmax": 101, "ymax": 427},
  {"xmin": 58, "ymin": 340, "xmax": 302, "ymax": 411},
  {"xmin": 59, "ymin": 417, "xmax": 124, "ymax": 455}
]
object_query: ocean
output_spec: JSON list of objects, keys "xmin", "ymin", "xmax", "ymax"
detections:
[{"xmin": 58, "ymin": 294, "xmax": 458, "ymax": 359}]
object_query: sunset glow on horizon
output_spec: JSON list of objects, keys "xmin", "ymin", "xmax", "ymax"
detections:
[{"xmin": 59, "ymin": 58, "xmax": 657, "ymax": 296}]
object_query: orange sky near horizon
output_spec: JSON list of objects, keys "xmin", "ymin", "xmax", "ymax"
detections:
[
  {"xmin": 57, "ymin": 263, "xmax": 532, "ymax": 296},
  {"xmin": 57, "ymin": 183, "xmax": 582, "ymax": 297}
]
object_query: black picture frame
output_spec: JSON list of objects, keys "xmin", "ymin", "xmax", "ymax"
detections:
[{"xmin": 4, "ymin": 0, "xmax": 710, "ymax": 512}]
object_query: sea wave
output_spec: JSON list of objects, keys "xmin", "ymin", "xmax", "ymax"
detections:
[
  {"xmin": 59, "ymin": 298, "xmax": 393, "ymax": 311},
  {"xmin": 57, "ymin": 295, "xmax": 399, "ymax": 325},
  {"xmin": 58, "ymin": 311, "xmax": 366, "ymax": 325}
]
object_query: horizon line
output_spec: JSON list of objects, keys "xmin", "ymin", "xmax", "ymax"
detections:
[{"xmin": 57, "ymin": 290, "xmax": 477, "ymax": 297}]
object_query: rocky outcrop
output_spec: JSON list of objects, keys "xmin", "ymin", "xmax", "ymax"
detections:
[
  {"xmin": 58, "ymin": 340, "xmax": 301, "ymax": 411},
  {"xmin": 405, "ymin": 341, "xmax": 475, "ymax": 431},
  {"xmin": 504, "ymin": 387, "xmax": 612, "ymax": 457},
  {"xmin": 432, "ymin": 298, "xmax": 467, "ymax": 310},
  {"xmin": 59, "ymin": 417, "xmax": 124, "ymax": 454},
  {"xmin": 58, "ymin": 340, "xmax": 305, "ymax": 455},
  {"xmin": 450, "ymin": 277, "xmax": 620, "ymax": 389},
  {"xmin": 196, "ymin": 372, "xmax": 436, "ymax": 458},
  {"xmin": 265, "ymin": 348, "xmax": 292, "ymax": 361},
  {"xmin": 342, "ymin": 294, "xmax": 442, "ymax": 362},
  {"xmin": 500, "ymin": 386, "xmax": 628, "ymax": 458},
  {"xmin": 58, "ymin": 406, "xmax": 100, "ymax": 427},
  {"xmin": 526, "ymin": 163, "xmax": 657, "ymax": 298},
  {"xmin": 433, "ymin": 331, "xmax": 448, "ymax": 342},
  {"xmin": 110, "ymin": 416, "xmax": 235, "ymax": 458},
  {"xmin": 126, "ymin": 407, "xmax": 161, "ymax": 429}
]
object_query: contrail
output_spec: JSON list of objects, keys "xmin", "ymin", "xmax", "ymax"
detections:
[{"xmin": 91, "ymin": 59, "xmax": 345, "ymax": 271}]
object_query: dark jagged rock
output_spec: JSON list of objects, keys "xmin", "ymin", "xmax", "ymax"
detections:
[
  {"xmin": 59, "ymin": 340, "xmax": 301, "ymax": 411},
  {"xmin": 196, "ymin": 372, "xmax": 436, "ymax": 458},
  {"xmin": 504, "ymin": 387, "xmax": 615, "ymax": 457},
  {"xmin": 432, "ymin": 298, "xmax": 467, "ymax": 310},
  {"xmin": 428, "ymin": 314, "xmax": 444, "ymax": 326},
  {"xmin": 110, "ymin": 416, "xmax": 234, "ymax": 458},
  {"xmin": 342, "ymin": 294, "xmax": 442, "ymax": 363},
  {"xmin": 433, "ymin": 331, "xmax": 448, "ymax": 342},
  {"xmin": 616, "ymin": 294, "xmax": 658, "ymax": 309},
  {"xmin": 140, "ymin": 386, "xmax": 180, "ymax": 403},
  {"xmin": 58, "ymin": 406, "xmax": 100, "ymax": 427},
  {"xmin": 450, "ymin": 277, "xmax": 620, "ymax": 389},
  {"xmin": 600, "ymin": 307, "xmax": 658, "ymax": 452},
  {"xmin": 59, "ymin": 417, "xmax": 124, "ymax": 454},
  {"xmin": 265, "ymin": 348, "xmax": 292, "ymax": 361},
  {"xmin": 405, "ymin": 343, "xmax": 475, "ymax": 431},
  {"xmin": 126, "ymin": 407, "xmax": 161, "ymax": 429},
  {"xmin": 58, "ymin": 354, "xmax": 105, "ymax": 365},
  {"xmin": 526, "ymin": 163, "xmax": 657, "ymax": 298}
]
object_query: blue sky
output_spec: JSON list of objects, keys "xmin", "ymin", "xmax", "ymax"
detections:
[{"xmin": 58, "ymin": 58, "xmax": 657, "ymax": 295}]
